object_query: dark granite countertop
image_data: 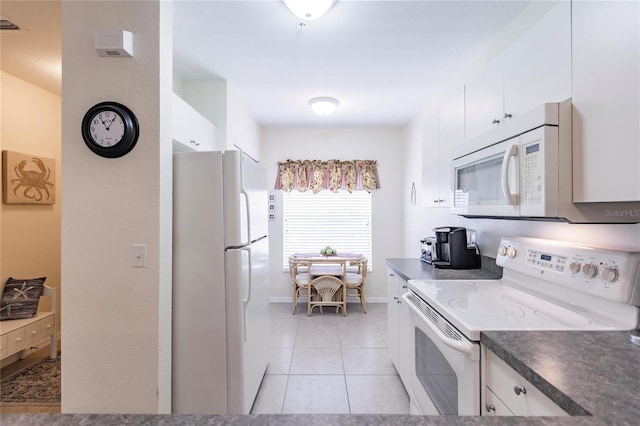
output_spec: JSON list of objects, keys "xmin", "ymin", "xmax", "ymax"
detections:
[
  {"xmin": 385, "ymin": 257, "xmax": 503, "ymax": 282},
  {"xmin": 482, "ymin": 330, "xmax": 640, "ymax": 425},
  {"xmin": 0, "ymin": 413, "xmax": 612, "ymax": 425}
]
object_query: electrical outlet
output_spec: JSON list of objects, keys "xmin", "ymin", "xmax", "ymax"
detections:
[{"xmin": 132, "ymin": 244, "xmax": 147, "ymax": 268}]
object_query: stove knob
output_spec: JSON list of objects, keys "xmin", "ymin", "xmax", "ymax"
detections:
[
  {"xmin": 506, "ymin": 247, "xmax": 517, "ymax": 258},
  {"xmin": 498, "ymin": 246, "xmax": 508, "ymax": 256},
  {"xmin": 569, "ymin": 262, "xmax": 582, "ymax": 274},
  {"xmin": 601, "ymin": 267, "xmax": 619, "ymax": 283},
  {"xmin": 582, "ymin": 263, "xmax": 598, "ymax": 279}
]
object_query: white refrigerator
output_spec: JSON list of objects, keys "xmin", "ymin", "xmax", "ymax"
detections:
[{"xmin": 172, "ymin": 150, "xmax": 270, "ymax": 414}]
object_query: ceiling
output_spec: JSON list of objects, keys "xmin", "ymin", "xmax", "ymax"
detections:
[{"xmin": 1, "ymin": 0, "xmax": 531, "ymax": 128}]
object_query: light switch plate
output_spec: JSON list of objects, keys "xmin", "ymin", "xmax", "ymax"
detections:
[{"xmin": 132, "ymin": 244, "xmax": 147, "ymax": 268}]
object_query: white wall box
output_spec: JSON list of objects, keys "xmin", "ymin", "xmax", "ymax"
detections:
[
  {"xmin": 172, "ymin": 93, "xmax": 216, "ymax": 152},
  {"xmin": 482, "ymin": 348, "xmax": 567, "ymax": 416},
  {"xmin": 572, "ymin": 0, "xmax": 640, "ymax": 203},
  {"xmin": 465, "ymin": 1, "xmax": 571, "ymax": 142}
]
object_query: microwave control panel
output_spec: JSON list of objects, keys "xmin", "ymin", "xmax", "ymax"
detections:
[{"xmin": 522, "ymin": 141, "xmax": 543, "ymax": 205}]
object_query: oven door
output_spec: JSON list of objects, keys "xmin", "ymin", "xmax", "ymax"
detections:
[{"xmin": 402, "ymin": 291, "xmax": 480, "ymax": 416}]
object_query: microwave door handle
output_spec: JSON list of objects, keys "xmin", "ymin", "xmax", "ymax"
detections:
[
  {"xmin": 402, "ymin": 292, "xmax": 477, "ymax": 359},
  {"xmin": 501, "ymin": 144, "xmax": 519, "ymax": 205}
]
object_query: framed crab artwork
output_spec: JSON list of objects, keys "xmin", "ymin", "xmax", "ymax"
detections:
[{"xmin": 2, "ymin": 150, "xmax": 56, "ymax": 204}]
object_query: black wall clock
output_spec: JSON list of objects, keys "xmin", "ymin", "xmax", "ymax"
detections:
[{"xmin": 81, "ymin": 101, "xmax": 139, "ymax": 158}]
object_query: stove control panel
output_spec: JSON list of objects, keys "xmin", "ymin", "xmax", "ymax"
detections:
[
  {"xmin": 526, "ymin": 250, "xmax": 568, "ymax": 273},
  {"xmin": 496, "ymin": 237, "xmax": 640, "ymax": 305}
]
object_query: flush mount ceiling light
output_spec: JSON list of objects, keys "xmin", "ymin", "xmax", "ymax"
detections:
[
  {"xmin": 284, "ymin": 0, "xmax": 334, "ymax": 21},
  {"xmin": 309, "ymin": 97, "xmax": 339, "ymax": 117}
]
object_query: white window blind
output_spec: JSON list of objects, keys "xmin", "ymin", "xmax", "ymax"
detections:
[{"xmin": 282, "ymin": 190, "xmax": 372, "ymax": 271}]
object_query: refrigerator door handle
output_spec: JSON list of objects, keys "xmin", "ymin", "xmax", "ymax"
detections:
[
  {"xmin": 242, "ymin": 245, "xmax": 252, "ymax": 341},
  {"xmin": 241, "ymin": 187, "xmax": 251, "ymax": 246}
]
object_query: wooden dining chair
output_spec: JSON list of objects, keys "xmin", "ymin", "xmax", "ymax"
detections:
[
  {"xmin": 290, "ymin": 259, "xmax": 312, "ymax": 314},
  {"xmin": 345, "ymin": 258, "xmax": 368, "ymax": 313},
  {"xmin": 307, "ymin": 275, "xmax": 346, "ymax": 316}
]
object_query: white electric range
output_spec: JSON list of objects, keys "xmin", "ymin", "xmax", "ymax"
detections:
[{"xmin": 403, "ymin": 236, "xmax": 640, "ymax": 416}]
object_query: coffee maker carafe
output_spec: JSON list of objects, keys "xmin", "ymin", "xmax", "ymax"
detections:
[{"xmin": 432, "ymin": 226, "xmax": 481, "ymax": 269}]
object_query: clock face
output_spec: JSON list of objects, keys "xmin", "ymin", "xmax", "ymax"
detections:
[
  {"xmin": 81, "ymin": 101, "xmax": 139, "ymax": 158},
  {"xmin": 89, "ymin": 110, "xmax": 125, "ymax": 147}
]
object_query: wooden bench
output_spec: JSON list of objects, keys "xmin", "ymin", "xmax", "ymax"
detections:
[{"xmin": 0, "ymin": 285, "xmax": 57, "ymax": 361}]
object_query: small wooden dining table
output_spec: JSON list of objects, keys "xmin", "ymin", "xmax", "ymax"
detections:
[{"xmin": 289, "ymin": 253, "xmax": 365, "ymax": 316}]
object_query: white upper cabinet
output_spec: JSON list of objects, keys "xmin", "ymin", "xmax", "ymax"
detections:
[
  {"xmin": 464, "ymin": 55, "xmax": 504, "ymax": 142},
  {"xmin": 465, "ymin": 1, "xmax": 571, "ymax": 142},
  {"xmin": 503, "ymin": 1, "xmax": 571, "ymax": 121},
  {"xmin": 421, "ymin": 110, "xmax": 441, "ymax": 207},
  {"xmin": 172, "ymin": 93, "xmax": 216, "ymax": 152},
  {"xmin": 438, "ymin": 85, "xmax": 465, "ymax": 205},
  {"xmin": 572, "ymin": 1, "xmax": 640, "ymax": 203},
  {"xmin": 422, "ymin": 84, "xmax": 465, "ymax": 208}
]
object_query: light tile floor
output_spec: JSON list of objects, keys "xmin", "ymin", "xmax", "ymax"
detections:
[{"xmin": 251, "ymin": 302, "xmax": 410, "ymax": 415}]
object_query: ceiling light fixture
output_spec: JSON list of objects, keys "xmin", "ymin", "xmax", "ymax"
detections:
[
  {"xmin": 284, "ymin": 0, "xmax": 334, "ymax": 21},
  {"xmin": 309, "ymin": 97, "xmax": 339, "ymax": 117}
]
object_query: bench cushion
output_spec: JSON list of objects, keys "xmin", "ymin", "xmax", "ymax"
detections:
[{"xmin": 0, "ymin": 277, "xmax": 46, "ymax": 320}]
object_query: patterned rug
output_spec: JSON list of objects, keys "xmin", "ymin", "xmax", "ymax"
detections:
[{"xmin": 0, "ymin": 354, "xmax": 61, "ymax": 405}]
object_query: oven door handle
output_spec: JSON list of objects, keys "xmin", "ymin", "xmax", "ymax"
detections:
[{"xmin": 402, "ymin": 292, "xmax": 477, "ymax": 358}]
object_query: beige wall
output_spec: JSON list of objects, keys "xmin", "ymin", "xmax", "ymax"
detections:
[
  {"xmin": 0, "ymin": 71, "xmax": 61, "ymax": 324},
  {"xmin": 61, "ymin": 0, "xmax": 172, "ymax": 413}
]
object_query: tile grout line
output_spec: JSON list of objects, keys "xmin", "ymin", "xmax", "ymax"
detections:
[
  {"xmin": 337, "ymin": 320, "xmax": 353, "ymax": 414},
  {"xmin": 280, "ymin": 306, "xmax": 301, "ymax": 414}
]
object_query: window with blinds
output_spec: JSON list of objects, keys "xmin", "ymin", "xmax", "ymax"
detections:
[{"xmin": 282, "ymin": 190, "xmax": 372, "ymax": 271}]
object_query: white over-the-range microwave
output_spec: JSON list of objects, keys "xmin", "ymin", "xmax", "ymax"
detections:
[{"xmin": 450, "ymin": 101, "xmax": 640, "ymax": 223}]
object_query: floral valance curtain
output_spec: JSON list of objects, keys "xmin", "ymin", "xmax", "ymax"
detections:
[{"xmin": 275, "ymin": 159, "xmax": 380, "ymax": 193}]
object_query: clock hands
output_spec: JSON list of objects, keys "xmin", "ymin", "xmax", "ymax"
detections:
[{"xmin": 101, "ymin": 112, "xmax": 117, "ymax": 131}]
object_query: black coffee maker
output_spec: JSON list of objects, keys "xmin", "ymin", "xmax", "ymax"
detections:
[{"xmin": 432, "ymin": 226, "xmax": 481, "ymax": 269}]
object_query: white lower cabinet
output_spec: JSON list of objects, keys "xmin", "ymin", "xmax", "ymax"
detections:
[
  {"xmin": 386, "ymin": 268, "xmax": 412, "ymax": 388},
  {"xmin": 387, "ymin": 269, "xmax": 400, "ymax": 368},
  {"xmin": 397, "ymin": 287, "xmax": 413, "ymax": 388},
  {"xmin": 482, "ymin": 348, "xmax": 568, "ymax": 416},
  {"xmin": 484, "ymin": 387, "xmax": 515, "ymax": 416}
]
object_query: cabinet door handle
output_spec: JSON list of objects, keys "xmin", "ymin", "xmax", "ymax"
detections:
[
  {"xmin": 402, "ymin": 285, "xmax": 408, "ymax": 289},
  {"xmin": 504, "ymin": 112, "xmax": 512, "ymax": 120},
  {"xmin": 393, "ymin": 296, "xmax": 399, "ymax": 300},
  {"xmin": 514, "ymin": 385, "xmax": 526, "ymax": 396},
  {"xmin": 492, "ymin": 118, "xmax": 501, "ymax": 125},
  {"xmin": 485, "ymin": 403, "xmax": 496, "ymax": 412}
]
